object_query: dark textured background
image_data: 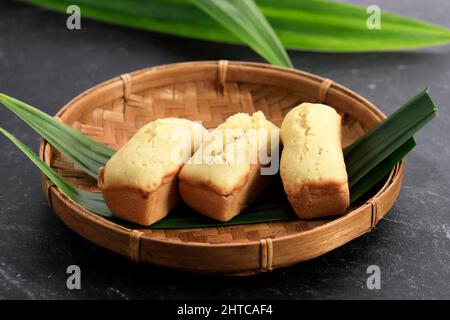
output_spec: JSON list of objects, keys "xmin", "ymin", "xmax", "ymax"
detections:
[{"xmin": 0, "ymin": 0, "xmax": 449, "ymax": 299}]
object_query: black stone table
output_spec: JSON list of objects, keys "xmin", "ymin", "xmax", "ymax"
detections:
[{"xmin": 0, "ymin": 0, "xmax": 449, "ymax": 299}]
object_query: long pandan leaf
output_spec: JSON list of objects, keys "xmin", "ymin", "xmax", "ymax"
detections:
[
  {"xmin": 344, "ymin": 89, "xmax": 437, "ymax": 187},
  {"xmin": 193, "ymin": 0, "xmax": 292, "ymax": 67},
  {"xmin": 259, "ymin": 0, "xmax": 450, "ymax": 52},
  {"xmin": 0, "ymin": 93, "xmax": 114, "ymax": 178},
  {"xmin": 0, "ymin": 128, "xmax": 111, "ymax": 217},
  {"xmin": 22, "ymin": 0, "xmax": 450, "ymax": 54},
  {"xmin": 349, "ymin": 138, "xmax": 416, "ymax": 203}
]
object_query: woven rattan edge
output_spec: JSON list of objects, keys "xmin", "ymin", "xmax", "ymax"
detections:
[
  {"xmin": 259, "ymin": 238, "xmax": 274, "ymax": 272},
  {"xmin": 217, "ymin": 60, "xmax": 229, "ymax": 95},
  {"xmin": 129, "ymin": 230, "xmax": 143, "ymax": 262},
  {"xmin": 319, "ymin": 79, "xmax": 334, "ymax": 103},
  {"xmin": 120, "ymin": 73, "xmax": 143, "ymax": 108},
  {"xmin": 39, "ymin": 140, "xmax": 54, "ymax": 208}
]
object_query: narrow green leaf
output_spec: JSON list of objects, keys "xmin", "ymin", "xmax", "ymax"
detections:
[
  {"xmin": 194, "ymin": 0, "xmax": 292, "ymax": 67},
  {"xmin": 349, "ymin": 138, "xmax": 416, "ymax": 203},
  {"xmin": 259, "ymin": 0, "xmax": 450, "ymax": 52},
  {"xmin": 0, "ymin": 127, "xmax": 113, "ymax": 217},
  {"xmin": 1, "ymin": 99, "xmax": 98, "ymax": 177},
  {"xmin": 79, "ymin": 191, "xmax": 113, "ymax": 218},
  {"xmin": 22, "ymin": 0, "xmax": 450, "ymax": 53},
  {"xmin": 344, "ymin": 89, "xmax": 437, "ymax": 187},
  {"xmin": 0, "ymin": 127, "xmax": 79, "ymax": 200},
  {"xmin": 0, "ymin": 93, "xmax": 114, "ymax": 178},
  {"xmin": 0, "ymin": 93, "xmax": 114, "ymax": 158}
]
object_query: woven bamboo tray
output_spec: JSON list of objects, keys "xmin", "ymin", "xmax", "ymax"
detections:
[{"xmin": 39, "ymin": 61, "xmax": 404, "ymax": 275}]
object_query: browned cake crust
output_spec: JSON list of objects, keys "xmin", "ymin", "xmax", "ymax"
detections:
[
  {"xmin": 98, "ymin": 167, "xmax": 179, "ymax": 226},
  {"xmin": 179, "ymin": 164, "xmax": 273, "ymax": 222},
  {"xmin": 287, "ymin": 180, "xmax": 350, "ymax": 219}
]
